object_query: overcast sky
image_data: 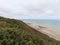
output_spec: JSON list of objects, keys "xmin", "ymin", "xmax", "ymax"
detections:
[{"xmin": 0, "ymin": 0, "xmax": 60, "ymax": 19}]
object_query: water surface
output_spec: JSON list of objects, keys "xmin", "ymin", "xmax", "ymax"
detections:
[{"xmin": 22, "ymin": 19, "xmax": 60, "ymax": 31}]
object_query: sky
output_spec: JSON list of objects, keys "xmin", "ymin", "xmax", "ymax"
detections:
[{"xmin": 0, "ymin": 0, "xmax": 60, "ymax": 19}]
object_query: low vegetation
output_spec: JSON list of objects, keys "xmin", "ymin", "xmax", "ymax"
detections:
[{"xmin": 0, "ymin": 17, "xmax": 59, "ymax": 45}]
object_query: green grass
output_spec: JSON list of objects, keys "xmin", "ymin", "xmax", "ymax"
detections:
[{"xmin": 0, "ymin": 16, "xmax": 59, "ymax": 45}]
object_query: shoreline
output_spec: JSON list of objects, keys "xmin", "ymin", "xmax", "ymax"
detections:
[{"xmin": 26, "ymin": 23, "xmax": 60, "ymax": 41}]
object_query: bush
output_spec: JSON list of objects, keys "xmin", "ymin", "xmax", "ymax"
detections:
[{"xmin": 0, "ymin": 17, "xmax": 57, "ymax": 45}]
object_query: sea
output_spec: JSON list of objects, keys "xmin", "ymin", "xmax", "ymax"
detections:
[{"xmin": 22, "ymin": 19, "xmax": 60, "ymax": 31}]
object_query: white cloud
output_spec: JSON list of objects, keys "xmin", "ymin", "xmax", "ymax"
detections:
[{"xmin": 0, "ymin": 0, "xmax": 60, "ymax": 19}]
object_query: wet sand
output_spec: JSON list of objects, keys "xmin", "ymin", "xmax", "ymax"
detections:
[{"xmin": 26, "ymin": 23, "xmax": 60, "ymax": 41}]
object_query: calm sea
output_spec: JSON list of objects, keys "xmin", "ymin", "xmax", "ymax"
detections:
[{"xmin": 22, "ymin": 19, "xmax": 60, "ymax": 31}]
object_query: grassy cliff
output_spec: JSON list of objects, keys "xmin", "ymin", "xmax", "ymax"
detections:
[{"xmin": 0, "ymin": 17, "xmax": 60, "ymax": 45}]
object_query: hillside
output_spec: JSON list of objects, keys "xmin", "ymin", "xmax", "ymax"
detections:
[{"xmin": 0, "ymin": 17, "xmax": 60, "ymax": 45}]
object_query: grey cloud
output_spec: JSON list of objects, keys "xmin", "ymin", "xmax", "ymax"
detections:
[{"xmin": 0, "ymin": 0, "xmax": 60, "ymax": 19}]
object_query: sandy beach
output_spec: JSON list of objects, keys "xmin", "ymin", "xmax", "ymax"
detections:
[{"xmin": 26, "ymin": 23, "xmax": 60, "ymax": 41}]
